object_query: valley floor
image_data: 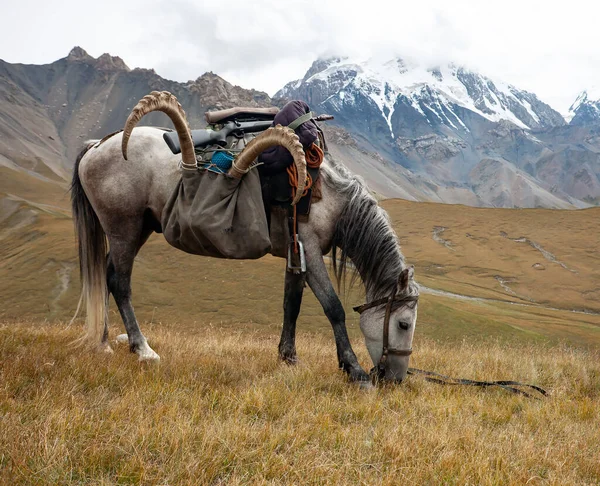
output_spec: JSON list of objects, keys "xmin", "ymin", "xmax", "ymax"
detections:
[{"xmin": 1, "ymin": 322, "xmax": 599, "ymax": 485}]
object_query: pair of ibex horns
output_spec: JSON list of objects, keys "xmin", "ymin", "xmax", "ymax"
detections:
[{"xmin": 121, "ymin": 91, "xmax": 307, "ymax": 205}]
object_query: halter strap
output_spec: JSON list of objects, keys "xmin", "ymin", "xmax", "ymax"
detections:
[{"xmin": 353, "ymin": 285, "xmax": 419, "ymax": 378}]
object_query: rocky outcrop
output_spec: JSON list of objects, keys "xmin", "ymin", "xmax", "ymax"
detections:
[
  {"xmin": 396, "ymin": 134, "xmax": 467, "ymax": 161},
  {"xmin": 567, "ymin": 90, "xmax": 600, "ymax": 125},
  {"xmin": 95, "ymin": 53, "xmax": 130, "ymax": 72},
  {"xmin": 188, "ymin": 72, "xmax": 272, "ymax": 109}
]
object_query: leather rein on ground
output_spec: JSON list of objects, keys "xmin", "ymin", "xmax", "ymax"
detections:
[{"xmin": 353, "ymin": 284, "xmax": 548, "ymax": 399}]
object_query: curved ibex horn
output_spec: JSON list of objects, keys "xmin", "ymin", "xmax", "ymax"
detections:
[
  {"xmin": 122, "ymin": 91, "xmax": 195, "ymax": 167},
  {"xmin": 230, "ymin": 125, "xmax": 307, "ymax": 206}
]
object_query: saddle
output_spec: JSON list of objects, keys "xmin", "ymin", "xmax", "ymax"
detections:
[{"xmin": 162, "ymin": 101, "xmax": 327, "ymax": 215}]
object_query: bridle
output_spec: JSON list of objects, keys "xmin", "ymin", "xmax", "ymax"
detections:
[
  {"xmin": 352, "ymin": 283, "xmax": 548, "ymax": 398},
  {"xmin": 353, "ymin": 282, "xmax": 419, "ymax": 380}
]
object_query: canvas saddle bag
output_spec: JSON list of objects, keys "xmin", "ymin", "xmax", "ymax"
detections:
[{"xmin": 161, "ymin": 131, "xmax": 271, "ymax": 259}]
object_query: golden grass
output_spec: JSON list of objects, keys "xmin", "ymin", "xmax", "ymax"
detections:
[
  {"xmin": 3, "ymin": 169, "xmax": 600, "ymax": 483},
  {"xmin": 383, "ymin": 199, "xmax": 600, "ymax": 314},
  {"xmin": 1, "ymin": 321, "xmax": 599, "ymax": 485},
  {"xmin": 3, "ymin": 206, "xmax": 600, "ymax": 349}
]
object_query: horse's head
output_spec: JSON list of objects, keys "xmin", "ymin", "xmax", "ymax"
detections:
[{"xmin": 355, "ymin": 266, "xmax": 419, "ymax": 383}]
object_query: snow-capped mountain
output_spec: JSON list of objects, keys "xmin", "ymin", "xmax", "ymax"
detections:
[
  {"xmin": 2, "ymin": 48, "xmax": 599, "ymax": 209},
  {"xmin": 276, "ymin": 56, "xmax": 600, "ymax": 208},
  {"xmin": 567, "ymin": 88, "xmax": 600, "ymax": 125},
  {"xmin": 277, "ymin": 56, "xmax": 565, "ymax": 142}
]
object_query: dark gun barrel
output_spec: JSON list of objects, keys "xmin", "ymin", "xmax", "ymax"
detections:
[
  {"xmin": 163, "ymin": 120, "xmax": 274, "ymax": 155},
  {"xmin": 314, "ymin": 114, "xmax": 334, "ymax": 122}
]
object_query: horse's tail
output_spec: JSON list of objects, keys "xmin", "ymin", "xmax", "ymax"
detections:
[{"xmin": 70, "ymin": 143, "xmax": 108, "ymax": 346}]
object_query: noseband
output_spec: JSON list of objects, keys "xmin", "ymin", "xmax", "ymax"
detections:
[{"xmin": 353, "ymin": 283, "xmax": 418, "ymax": 379}]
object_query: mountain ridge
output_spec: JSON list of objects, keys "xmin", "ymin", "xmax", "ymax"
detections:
[
  {"xmin": 2, "ymin": 48, "xmax": 600, "ymax": 209},
  {"xmin": 277, "ymin": 55, "xmax": 600, "ymax": 208}
]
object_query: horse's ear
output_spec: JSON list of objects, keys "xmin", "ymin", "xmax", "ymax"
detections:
[{"xmin": 398, "ymin": 265, "xmax": 415, "ymax": 291}]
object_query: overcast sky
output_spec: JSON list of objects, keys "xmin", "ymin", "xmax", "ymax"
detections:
[{"xmin": 2, "ymin": 0, "xmax": 599, "ymax": 114}]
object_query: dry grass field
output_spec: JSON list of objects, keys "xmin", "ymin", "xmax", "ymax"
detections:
[
  {"xmin": 2, "ymin": 169, "xmax": 600, "ymax": 484},
  {"xmin": 1, "ymin": 322, "xmax": 599, "ymax": 485}
]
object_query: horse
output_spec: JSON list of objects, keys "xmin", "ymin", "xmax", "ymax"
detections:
[{"xmin": 71, "ymin": 91, "xmax": 419, "ymax": 383}]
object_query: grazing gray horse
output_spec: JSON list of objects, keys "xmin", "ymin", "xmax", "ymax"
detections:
[{"xmin": 71, "ymin": 91, "xmax": 419, "ymax": 383}]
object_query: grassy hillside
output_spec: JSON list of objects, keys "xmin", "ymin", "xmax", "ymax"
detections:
[
  {"xmin": 1, "ymin": 322, "xmax": 599, "ymax": 484},
  {"xmin": 2, "ymin": 165, "xmax": 600, "ymax": 483},
  {"xmin": 2, "ymin": 173, "xmax": 600, "ymax": 348},
  {"xmin": 384, "ymin": 199, "xmax": 600, "ymax": 313}
]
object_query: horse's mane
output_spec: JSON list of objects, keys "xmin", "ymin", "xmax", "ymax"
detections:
[{"xmin": 321, "ymin": 160, "xmax": 417, "ymax": 299}]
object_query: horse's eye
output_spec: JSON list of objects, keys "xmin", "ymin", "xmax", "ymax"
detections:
[{"xmin": 398, "ymin": 321, "xmax": 411, "ymax": 331}]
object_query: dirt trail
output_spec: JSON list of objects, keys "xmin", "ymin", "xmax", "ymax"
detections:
[
  {"xmin": 420, "ymin": 285, "xmax": 600, "ymax": 316},
  {"xmin": 432, "ymin": 226, "xmax": 454, "ymax": 251},
  {"xmin": 500, "ymin": 231, "xmax": 577, "ymax": 274}
]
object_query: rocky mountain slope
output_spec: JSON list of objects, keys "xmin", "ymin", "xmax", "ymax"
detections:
[
  {"xmin": 2, "ymin": 48, "xmax": 600, "ymax": 209},
  {"xmin": 279, "ymin": 56, "xmax": 600, "ymax": 208},
  {"xmin": 0, "ymin": 47, "xmax": 274, "ymax": 174}
]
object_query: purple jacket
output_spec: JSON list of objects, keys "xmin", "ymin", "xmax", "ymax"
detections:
[{"xmin": 258, "ymin": 100, "xmax": 318, "ymax": 175}]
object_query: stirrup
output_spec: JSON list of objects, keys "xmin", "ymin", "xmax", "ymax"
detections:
[{"xmin": 287, "ymin": 238, "xmax": 306, "ymax": 274}]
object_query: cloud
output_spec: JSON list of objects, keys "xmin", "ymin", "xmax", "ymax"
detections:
[{"xmin": 2, "ymin": 0, "xmax": 600, "ymax": 112}]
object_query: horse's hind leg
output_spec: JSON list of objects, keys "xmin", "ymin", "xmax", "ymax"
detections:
[{"xmin": 107, "ymin": 224, "xmax": 159, "ymax": 362}]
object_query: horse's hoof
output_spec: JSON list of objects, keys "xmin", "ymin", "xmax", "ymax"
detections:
[
  {"xmin": 278, "ymin": 345, "xmax": 298, "ymax": 365},
  {"xmin": 357, "ymin": 380, "xmax": 375, "ymax": 391},
  {"xmin": 279, "ymin": 353, "xmax": 298, "ymax": 365},
  {"xmin": 116, "ymin": 334, "xmax": 129, "ymax": 345},
  {"xmin": 137, "ymin": 343, "xmax": 160, "ymax": 363},
  {"xmin": 348, "ymin": 368, "xmax": 370, "ymax": 383},
  {"xmin": 98, "ymin": 342, "xmax": 114, "ymax": 354},
  {"xmin": 138, "ymin": 352, "xmax": 160, "ymax": 363}
]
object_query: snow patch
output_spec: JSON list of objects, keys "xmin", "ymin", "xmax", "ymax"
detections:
[{"xmin": 299, "ymin": 55, "xmax": 559, "ymax": 133}]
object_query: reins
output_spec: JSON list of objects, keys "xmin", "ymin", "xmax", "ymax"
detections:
[
  {"xmin": 353, "ymin": 285, "xmax": 548, "ymax": 399},
  {"xmin": 407, "ymin": 368, "xmax": 548, "ymax": 399}
]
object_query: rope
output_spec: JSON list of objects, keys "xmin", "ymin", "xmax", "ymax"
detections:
[
  {"xmin": 407, "ymin": 367, "xmax": 548, "ymax": 399},
  {"xmin": 286, "ymin": 143, "xmax": 324, "ymax": 253}
]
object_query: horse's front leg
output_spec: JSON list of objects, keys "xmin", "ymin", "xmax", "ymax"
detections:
[
  {"xmin": 303, "ymin": 240, "xmax": 369, "ymax": 383},
  {"xmin": 278, "ymin": 270, "xmax": 306, "ymax": 364}
]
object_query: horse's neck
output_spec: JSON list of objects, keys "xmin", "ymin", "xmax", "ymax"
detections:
[{"xmin": 318, "ymin": 160, "xmax": 406, "ymax": 299}]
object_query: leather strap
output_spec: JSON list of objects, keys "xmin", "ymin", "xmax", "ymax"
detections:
[
  {"xmin": 288, "ymin": 111, "xmax": 314, "ymax": 131},
  {"xmin": 407, "ymin": 368, "xmax": 548, "ymax": 399},
  {"xmin": 354, "ymin": 283, "xmax": 417, "ymax": 379}
]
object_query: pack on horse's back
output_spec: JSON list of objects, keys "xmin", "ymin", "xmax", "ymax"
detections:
[{"xmin": 161, "ymin": 98, "xmax": 328, "ymax": 269}]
